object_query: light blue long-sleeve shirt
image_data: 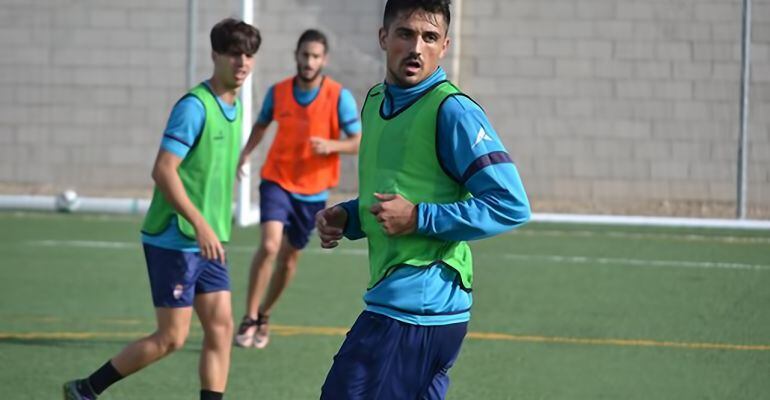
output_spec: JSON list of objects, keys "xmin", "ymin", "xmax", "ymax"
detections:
[{"xmin": 339, "ymin": 67, "xmax": 531, "ymax": 325}]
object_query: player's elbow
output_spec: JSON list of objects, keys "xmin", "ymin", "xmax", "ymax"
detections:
[
  {"xmin": 346, "ymin": 135, "xmax": 361, "ymax": 155},
  {"xmin": 151, "ymin": 157, "xmax": 175, "ymax": 185},
  {"xmin": 492, "ymin": 192, "xmax": 531, "ymax": 231},
  {"xmin": 508, "ymin": 197, "xmax": 531, "ymax": 227},
  {"xmin": 151, "ymin": 165, "xmax": 161, "ymax": 183}
]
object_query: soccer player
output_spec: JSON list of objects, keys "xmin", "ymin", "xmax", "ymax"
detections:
[
  {"xmin": 62, "ymin": 18, "xmax": 261, "ymax": 400},
  {"xmin": 314, "ymin": 0, "xmax": 531, "ymax": 398},
  {"xmin": 234, "ymin": 29, "xmax": 361, "ymax": 349}
]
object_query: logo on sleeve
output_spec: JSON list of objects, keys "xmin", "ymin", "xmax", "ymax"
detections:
[{"xmin": 472, "ymin": 127, "xmax": 493, "ymax": 148}]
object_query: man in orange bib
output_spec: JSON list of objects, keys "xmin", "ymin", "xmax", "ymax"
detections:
[{"xmin": 235, "ymin": 29, "xmax": 361, "ymax": 349}]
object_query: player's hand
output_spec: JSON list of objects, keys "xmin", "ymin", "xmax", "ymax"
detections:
[
  {"xmin": 236, "ymin": 153, "xmax": 249, "ymax": 180},
  {"xmin": 310, "ymin": 137, "xmax": 335, "ymax": 155},
  {"xmin": 369, "ymin": 193, "xmax": 417, "ymax": 236},
  {"xmin": 315, "ymin": 206, "xmax": 348, "ymax": 249},
  {"xmin": 195, "ymin": 221, "xmax": 226, "ymax": 264}
]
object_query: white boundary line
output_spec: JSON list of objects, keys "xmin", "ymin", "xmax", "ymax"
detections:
[
  {"xmin": 2, "ymin": 196, "xmax": 770, "ymax": 230},
  {"xmin": 26, "ymin": 240, "xmax": 770, "ymax": 272},
  {"xmin": 532, "ymin": 213, "xmax": 770, "ymax": 230}
]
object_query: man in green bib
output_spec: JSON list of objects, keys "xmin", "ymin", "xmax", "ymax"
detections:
[
  {"xmin": 63, "ymin": 19, "xmax": 261, "ymax": 400},
  {"xmin": 315, "ymin": 0, "xmax": 531, "ymax": 398}
]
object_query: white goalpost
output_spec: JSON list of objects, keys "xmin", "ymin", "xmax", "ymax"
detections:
[{"xmin": 235, "ymin": 0, "xmax": 261, "ymax": 227}]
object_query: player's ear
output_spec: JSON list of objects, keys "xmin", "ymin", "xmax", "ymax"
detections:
[
  {"xmin": 439, "ymin": 37, "xmax": 450, "ymax": 59},
  {"xmin": 378, "ymin": 27, "xmax": 388, "ymax": 51}
]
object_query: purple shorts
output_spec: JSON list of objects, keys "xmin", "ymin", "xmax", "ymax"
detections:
[
  {"xmin": 259, "ymin": 180, "xmax": 326, "ymax": 249},
  {"xmin": 143, "ymin": 243, "xmax": 230, "ymax": 308},
  {"xmin": 321, "ymin": 311, "xmax": 467, "ymax": 399}
]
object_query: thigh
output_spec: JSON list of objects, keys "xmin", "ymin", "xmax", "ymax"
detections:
[
  {"xmin": 285, "ymin": 199, "xmax": 326, "ymax": 249},
  {"xmin": 194, "ymin": 290, "xmax": 232, "ymax": 331},
  {"xmin": 154, "ymin": 306, "xmax": 194, "ymax": 338},
  {"xmin": 143, "ymin": 243, "xmax": 205, "ymax": 308},
  {"xmin": 380, "ymin": 321, "xmax": 468, "ymax": 400},
  {"xmin": 259, "ymin": 180, "xmax": 292, "ymax": 225},
  {"xmin": 417, "ymin": 322, "xmax": 468, "ymax": 400},
  {"xmin": 321, "ymin": 312, "xmax": 399, "ymax": 400}
]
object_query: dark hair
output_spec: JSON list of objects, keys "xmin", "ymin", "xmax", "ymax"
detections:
[
  {"xmin": 383, "ymin": 0, "xmax": 451, "ymax": 31},
  {"xmin": 296, "ymin": 29, "xmax": 329, "ymax": 54},
  {"xmin": 210, "ymin": 18, "xmax": 261, "ymax": 55}
]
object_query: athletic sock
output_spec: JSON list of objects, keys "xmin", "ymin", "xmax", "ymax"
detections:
[
  {"xmin": 87, "ymin": 361, "xmax": 124, "ymax": 394},
  {"xmin": 200, "ymin": 389, "xmax": 224, "ymax": 400}
]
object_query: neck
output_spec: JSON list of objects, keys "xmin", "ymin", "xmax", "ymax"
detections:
[
  {"xmin": 295, "ymin": 75, "xmax": 323, "ymax": 91},
  {"xmin": 208, "ymin": 77, "xmax": 237, "ymax": 104}
]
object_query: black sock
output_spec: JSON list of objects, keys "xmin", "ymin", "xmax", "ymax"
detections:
[
  {"xmin": 200, "ymin": 389, "xmax": 224, "ymax": 400},
  {"xmin": 87, "ymin": 361, "xmax": 124, "ymax": 395}
]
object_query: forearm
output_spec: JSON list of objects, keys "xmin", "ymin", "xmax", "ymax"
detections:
[
  {"xmin": 331, "ymin": 135, "xmax": 360, "ymax": 155},
  {"xmin": 417, "ymin": 192, "xmax": 530, "ymax": 241},
  {"xmin": 417, "ymin": 165, "xmax": 531, "ymax": 241},
  {"xmin": 241, "ymin": 123, "xmax": 268, "ymax": 156}
]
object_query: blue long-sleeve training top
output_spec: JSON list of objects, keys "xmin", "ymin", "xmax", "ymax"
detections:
[{"xmin": 339, "ymin": 67, "xmax": 531, "ymax": 325}]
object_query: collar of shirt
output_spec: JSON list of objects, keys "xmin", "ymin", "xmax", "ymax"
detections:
[{"xmin": 382, "ymin": 67, "xmax": 447, "ymax": 117}]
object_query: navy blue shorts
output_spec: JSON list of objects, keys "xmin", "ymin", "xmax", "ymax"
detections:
[
  {"xmin": 321, "ymin": 311, "xmax": 468, "ymax": 400},
  {"xmin": 143, "ymin": 243, "xmax": 230, "ymax": 308},
  {"xmin": 259, "ymin": 180, "xmax": 326, "ymax": 250}
]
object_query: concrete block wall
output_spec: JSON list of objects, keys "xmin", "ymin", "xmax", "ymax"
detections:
[
  {"xmin": 0, "ymin": 0, "xmax": 768, "ymax": 217},
  {"xmin": 460, "ymin": 0, "xmax": 770, "ymax": 216}
]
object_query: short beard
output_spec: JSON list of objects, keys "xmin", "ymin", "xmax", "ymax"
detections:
[{"xmin": 297, "ymin": 66, "xmax": 322, "ymax": 83}]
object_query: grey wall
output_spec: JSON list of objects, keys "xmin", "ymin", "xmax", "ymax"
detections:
[
  {"xmin": 460, "ymin": 0, "xmax": 770, "ymax": 217},
  {"xmin": 1, "ymin": 0, "xmax": 768, "ymax": 217}
]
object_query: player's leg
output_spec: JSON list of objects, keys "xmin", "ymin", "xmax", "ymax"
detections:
[
  {"xmin": 194, "ymin": 254, "xmax": 233, "ymax": 397},
  {"xmin": 236, "ymin": 220, "xmax": 283, "ymax": 347},
  {"xmin": 320, "ymin": 312, "xmax": 400, "ymax": 399},
  {"xmin": 63, "ymin": 308, "xmax": 192, "ymax": 400},
  {"xmin": 252, "ymin": 198, "xmax": 325, "ymax": 348},
  {"xmin": 64, "ymin": 244, "xmax": 199, "ymax": 399},
  {"xmin": 250, "ymin": 238, "xmax": 300, "ymax": 348},
  {"xmin": 321, "ymin": 312, "xmax": 468, "ymax": 400},
  {"xmin": 110, "ymin": 306, "xmax": 194, "ymax": 374},
  {"xmin": 236, "ymin": 180, "xmax": 290, "ymax": 347},
  {"xmin": 259, "ymin": 237, "xmax": 300, "ymax": 316},
  {"xmin": 416, "ymin": 322, "xmax": 467, "ymax": 400},
  {"xmin": 195, "ymin": 291, "xmax": 233, "ymax": 397}
]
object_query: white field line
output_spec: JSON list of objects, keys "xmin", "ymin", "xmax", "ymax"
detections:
[
  {"xmin": 496, "ymin": 254, "xmax": 770, "ymax": 271},
  {"xmin": 26, "ymin": 240, "xmax": 770, "ymax": 272},
  {"xmin": 510, "ymin": 229, "xmax": 770, "ymax": 245}
]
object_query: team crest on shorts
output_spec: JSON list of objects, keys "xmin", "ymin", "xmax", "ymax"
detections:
[{"xmin": 173, "ymin": 284, "xmax": 184, "ymax": 299}]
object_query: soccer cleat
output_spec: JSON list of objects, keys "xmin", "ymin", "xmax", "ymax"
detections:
[
  {"xmin": 62, "ymin": 380, "xmax": 97, "ymax": 400},
  {"xmin": 253, "ymin": 314, "xmax": 270, "ymax": 349},
  {"xmin": 234, "ymin": 316, "xmax": 259, "ymax": 348}
]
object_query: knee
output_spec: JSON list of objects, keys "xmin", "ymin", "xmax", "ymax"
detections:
[
  {"xmin": 260, "ymin": 238, "xmax": 281, "ymax": 259},
  {"xmin": 204, "ymin": 317, "xmax": 234, "ymax": 344},
  {"xmin": 154, "ymin": 331, "xmax": 188, "ymax": 354},
  {"xmin": 220, "ymin": 317, "xmax": 234, "ymax": 337}
]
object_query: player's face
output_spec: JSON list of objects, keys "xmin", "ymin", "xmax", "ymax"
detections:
[
  {"xmin": 379, "ymin": 9, "xmax": 449, "ymax": 87},
  {"xmin": 295, "ymin": 41, "xmax": 327, "ymax": 83},
  {"xmin": 213, "ymin": 50, "xmax": 255, "ymax": 90}
]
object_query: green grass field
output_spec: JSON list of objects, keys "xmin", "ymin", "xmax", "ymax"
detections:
[{"xmin": 1, "ymin": 211, "xmax": 769, "ymax": 399}]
